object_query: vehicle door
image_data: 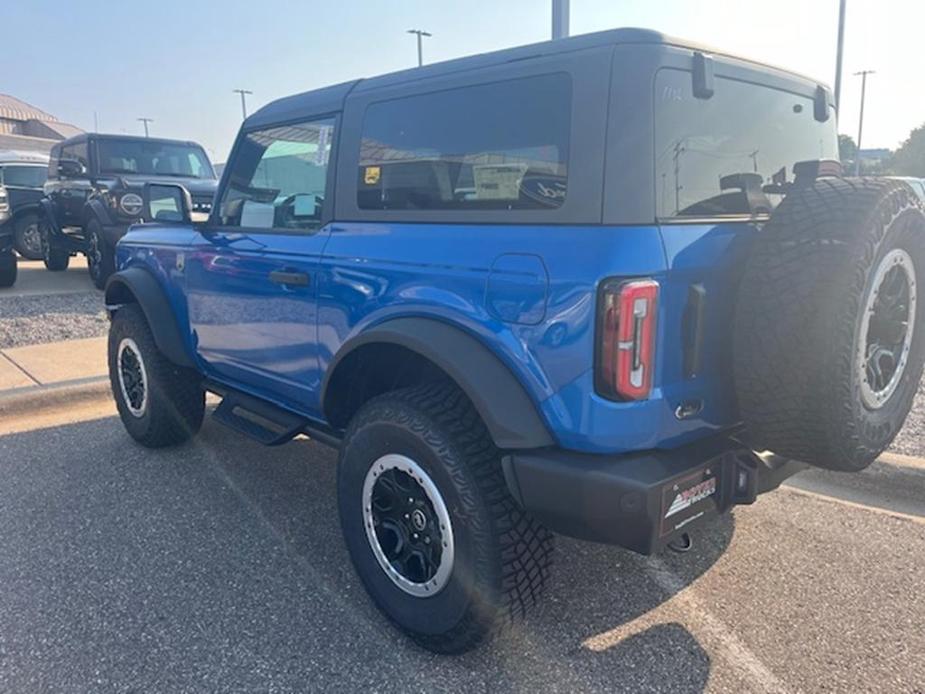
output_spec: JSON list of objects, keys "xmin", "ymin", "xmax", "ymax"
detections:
[
  {"xmin": 53, "ymin": 141, "xmax": 93, "ymax": 227},
  {"xmin": 185, "ymin": 116, "xmax": 338, "ymax": 414}
]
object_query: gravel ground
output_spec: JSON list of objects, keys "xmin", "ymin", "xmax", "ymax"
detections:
[{"xmin": 0, "ymin": 292, "xmax": 108, "ymax": 349}]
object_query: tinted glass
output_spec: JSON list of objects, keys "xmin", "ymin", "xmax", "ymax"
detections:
[
  {"xmin": 60, "ymin": 142, "xmax": 90, "ymax": 176},
  {"xmin": 97, "ymin": 139, "xmax": 214, "ymax": 178},
  {"xmin": 147, "ymin": 185, "xmax": 186, "ymax": 222},
  {"xmin": 358, "ymin": 73, "xmax": 571, "ymax": 211},
  {"xmin": 218, "ymin": 118, "xmax": 335, "ymax": 232},
  {"xmin": 1, "ymin": 165, "xmax": 46, "ymax": 188},
  {"xmin": 655, "ymin": 69, "xmax": 838, "ymax": 218}
]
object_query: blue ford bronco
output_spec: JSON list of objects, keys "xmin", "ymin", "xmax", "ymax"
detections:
[{"xmin": 104, "ymin": 29, "xmax": 925, "ymax": 653}]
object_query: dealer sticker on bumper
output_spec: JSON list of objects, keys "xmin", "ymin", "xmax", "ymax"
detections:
[{"xmin": 660, "ymin": 468, "xmax": 718, "ymax": 537}]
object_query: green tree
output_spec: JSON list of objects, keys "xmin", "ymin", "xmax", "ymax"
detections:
[
  {"xmin": 891, "ymin": 123, "xmax": 925, "ymax": 177},
  {"xmin": 839, "ymin": 134, "xmax": 858, "ymax": 164}
]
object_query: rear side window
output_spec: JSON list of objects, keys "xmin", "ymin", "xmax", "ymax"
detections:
[
  {"xmin": 358, "ymin": 73, "xmax": 571, "ymax": 211},
  {"xmin": 654, "ymin": 69, "xmax": 838, "ymax": 219}
]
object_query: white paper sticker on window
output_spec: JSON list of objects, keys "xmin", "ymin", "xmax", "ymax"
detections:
[
  {"xmin": 473, "ymin": 164, "xmax": 527, "ymax": 200},
  {"xmin": 240, "ymin": 200, "xmax": 275, "ymax": 228}
]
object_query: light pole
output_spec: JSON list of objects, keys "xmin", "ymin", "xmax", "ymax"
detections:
[
  {"xmin": 552, "ymin": 0, "xmax": 570, "ymax": 39},
  {"xmin": 137, "ymin": 117, "xmax": 153, "ymax": 137},
  {"xmin": 834, "ymin": 0, "xmax": 847, "ymax": 113},
  {"xmin": 853, "ymin": 70, "xmax": 875, "ymax": 176},
  {"xmin": 233, "ymin": 89, "xmax": 253, "ymax": 120},
  {"xmin": 407, "ymin": 29, "xmax": 431, "ymax": 67}
]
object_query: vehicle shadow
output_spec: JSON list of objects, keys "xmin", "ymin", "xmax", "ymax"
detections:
[{"xmin": 0, "ymin": 416, "xmax": 732, "ymax": 692}]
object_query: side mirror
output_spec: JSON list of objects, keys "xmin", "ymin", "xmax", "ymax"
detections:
[
  {"xmin": 143, "ymin": 183, "xmax": 193, "ymax": 224},
  {"xmin": 57, "ymin": 159, "xmax": 84, "ymax": 178}
]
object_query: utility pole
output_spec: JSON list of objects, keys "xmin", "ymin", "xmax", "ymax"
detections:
[
  {"xmin": 137, "ymin": 117, "xmax": 153, "ymax": 137},
  {"xmin": 552, "ymin": 0, "xmax": 570, "ymax": 39},
  {"xmin": 407, "ymin": 29, "xmax": 431, "ymax": 67},
  {"xmin": 233, "ymin": 89, "xmax": 253, "ymax": 120},
  {"xmin": 853, "ymin": 70, "xmax": 875, "ymax": 176},
  {"xmin": 834, "ymin": 0, "xmax": 847, "ymax": 113},
  {"xmin": 93, "ymin": 111, "xmax": 99, "ymax": 133}
]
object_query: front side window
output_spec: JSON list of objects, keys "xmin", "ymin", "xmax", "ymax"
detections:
[
  {"xmin": 1, "ymin": 165, "xmax": 47, "ymax": 188},
  {"xmin": 97, "ymin": 139, "xmax": 214, "ymax": 179},
  {"xmin": 654, "ymin": 69, "xmax": 838, "ymax": 219},
  {"xmin": 358, "ymin": 73, "xmax": 571, "ymax": 211},
  {"xmin": 218, "ymin": 118, "xmax": 336, "ymax": 231}
]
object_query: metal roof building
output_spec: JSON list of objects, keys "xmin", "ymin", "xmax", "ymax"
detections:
[{"xmin": 0, "ymin": 94, "xmax": 83, "ymax": 154}]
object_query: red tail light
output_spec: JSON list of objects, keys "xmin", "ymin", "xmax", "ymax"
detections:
[{"xmin": 597, "ymin": 279, "xmax": 659, "ymax": 400}]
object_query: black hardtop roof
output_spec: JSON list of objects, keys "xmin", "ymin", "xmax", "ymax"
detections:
[
  {"xmin": 245, "ymin": 27, "xmax": 826, "ymax": 129},
  {"xmin": 55, "ymin": 133, "xmax": 206, "ymax": 149}
]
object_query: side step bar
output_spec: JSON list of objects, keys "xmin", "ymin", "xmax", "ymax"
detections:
[{"xmin": 207, "ymin": 382, "xmax": 341, "ymax": 448}]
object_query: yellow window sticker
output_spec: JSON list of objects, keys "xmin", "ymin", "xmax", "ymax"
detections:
[{"xmin": 364, "ymin": 166, "xmax": 381, "ymax": 185}]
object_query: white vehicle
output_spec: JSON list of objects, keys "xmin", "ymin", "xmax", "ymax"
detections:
[{"xmin": 0, "ymin": 150, "xmax": 50, "ymax": 260}]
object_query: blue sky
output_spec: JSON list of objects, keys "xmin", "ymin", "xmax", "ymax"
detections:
[{"xmin": 6, "ymin": 0, "xmax": 922, "ymax": 162}]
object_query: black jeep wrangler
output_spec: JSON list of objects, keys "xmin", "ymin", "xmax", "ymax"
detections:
[{"xmin": 39, "ymin": 134, "xmax": 217, "ymax": 288}]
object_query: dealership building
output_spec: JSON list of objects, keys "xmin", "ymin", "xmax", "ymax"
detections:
[{"xmin": 0, "ymin": 94, "xmax": 83, "ymax": 155}]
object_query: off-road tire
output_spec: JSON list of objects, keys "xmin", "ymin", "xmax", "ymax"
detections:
[
  {"xmin": 0, "ymin": 250, "xmax": 17, "ymax": 288},
  {"xmin": 40, "ymin": 221, "xmax": 70, "ymax": 272},
  {"xmin": 337, "ymin": 382, "xmax": 553, "ymax": 654},
  {"xmin": 86, "ymin": 218, "xmax": 115, "ymax": 290},
  {"xmin": 108, "ymin": 304, "xmax": 204, "ymax": 447},
  {"xmin": 13, "ymin": 212, "xmax": 43, "ymax": 260},
  {"xmin": 734, "ymin": 178, "xmax": 925, "ymax": 471}
]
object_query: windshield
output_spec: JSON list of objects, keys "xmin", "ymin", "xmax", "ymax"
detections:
[
  {"xmin": 97, "ymin": 139, "xmax": 215, "ymax": 179},
  {"xmin": 655, "ymin": 69, "xmax": 838, "ymax": 218},
  {"xmin": 1, "ymin": 165, "xmax": 47, "ymax": 188}
]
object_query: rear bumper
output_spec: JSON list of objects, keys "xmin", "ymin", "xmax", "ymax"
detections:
[{"xmin": 501, "ymin": 436, "xmax": 805, "ymax": 554}]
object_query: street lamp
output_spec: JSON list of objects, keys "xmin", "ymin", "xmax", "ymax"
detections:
[
  {"xmin": 552, "ymin": 0, "xmax": 570, "ymax": 39},
  {"xmin": 407, "ymin": 29, "xmax": 431, "ymax": 67},
  {"xmin": 834, "ymin": 0, "xmax": 847, "ymax": 113},
  {"xmin": 853, "ymin": 70, "xmax": 875, "ymax": 176},
  {"xmin": 233, "ymin": 89, "xmax": 253, "ymax": 120}
]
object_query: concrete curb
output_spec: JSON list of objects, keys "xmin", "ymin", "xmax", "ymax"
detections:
[
  {"xmin": 0, "ymin": 376, "xmax": 111, "ymax": 417},
  {"xmin": 879, "ymin": 451, "xmax": 925, "ymax": 471}
]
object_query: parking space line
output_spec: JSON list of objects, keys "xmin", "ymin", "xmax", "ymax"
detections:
[
  {"xmin": 782, "ymin": 485, "xmax": 925, "ymax": 524},
  {"xmin": 643, "ymin": 557, "xmax": 793, "ymax": 694},
  {"xmin": 584, "ymin": 556, "xmax": 792, "ymax": 693}
]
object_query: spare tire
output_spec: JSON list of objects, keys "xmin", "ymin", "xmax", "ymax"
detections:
[{"xmin": 734, "ymin": 178, "xmax": 925, "ymax": 471}]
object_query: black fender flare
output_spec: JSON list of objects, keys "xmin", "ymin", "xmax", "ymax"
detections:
[
  {"xmin": 38, "ymin": 198, "xmax": 61, "ymax": 235},
  {"xmin": 10, "ymin": 202, "xmax": 42, "ymax": 225},
  {"xmin": 321, "ymin": 317, "xmax": 554, "ymax": 449},
  {"xmin": 104, "ymin": 267, "xmax": 195, "ymax": 368},
  {"xmin": 84, "ymin": 198, "xmax": 115, "ymax": 227}
]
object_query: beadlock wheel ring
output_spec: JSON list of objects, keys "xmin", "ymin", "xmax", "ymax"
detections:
[
  {"xmin": 362, "ymin": 454, "xmax": 455, "ymax": 597},
  {"xmin": 117, "ymin": 338, "xmax": 148, "ymax": 418},
  {"xmin": 858, "ymin": 248, "xmax": 917, "ymax": 410}
]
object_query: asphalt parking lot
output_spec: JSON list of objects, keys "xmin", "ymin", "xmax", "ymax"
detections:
[{"xmin": 0, "ymin": 396, "xmax": 923, "ymax": 693}]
